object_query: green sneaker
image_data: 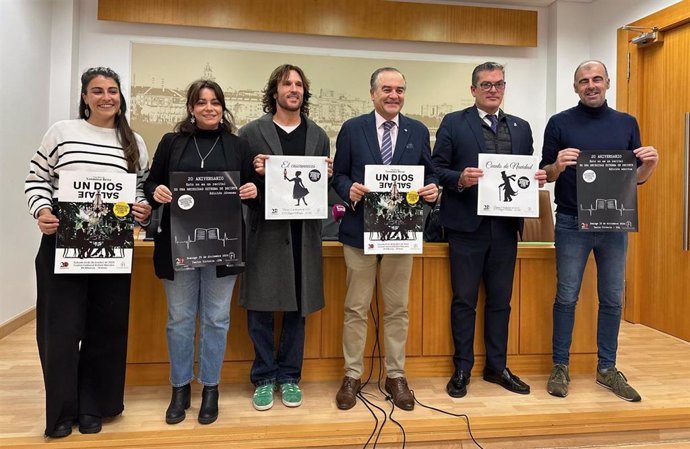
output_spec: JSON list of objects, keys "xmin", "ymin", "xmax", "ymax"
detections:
[
  {"xmin": 547, "ymin": 364, "xmax": 570, "ymax": 397},
  {"xmin": 280, "ymin": 383, "xmax": 303, "ymax": 407},
  {"xmin": 596, "ymin": 367, "xmax": 641, "ymax": 402},
  {"xmin": 252, "ymin": 383, "xmax": 275, "ymax": 411}
]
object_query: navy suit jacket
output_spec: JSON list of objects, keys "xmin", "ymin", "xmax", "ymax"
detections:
[
  {"xmin": 431, "ymin": 106, "xmax": 534, "ymax": 233},
  {"xmin": 332, "ymin": 111, "xmax": 438, "ymax": 249}
]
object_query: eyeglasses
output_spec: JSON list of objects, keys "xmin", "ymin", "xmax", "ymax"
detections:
[{"xmin": 476, "ymin": 81, "xmax": 506, "ymax": 91}]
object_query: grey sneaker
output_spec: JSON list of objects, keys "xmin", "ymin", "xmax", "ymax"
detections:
[
  {"xmin": 596, "ymin": 367, "xmax": 641, "ymax": 402},
  {"xmin": 547, "ymin": 364, "xmax": 570, "ymax": 397}
]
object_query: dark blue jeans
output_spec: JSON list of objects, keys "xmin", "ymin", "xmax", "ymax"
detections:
[
  {"xmin": 247, "ymin": 221, "xmax": 306, "ymax": 386},
  {"xmin": 552, "ymin": 213, "xmax": 627, "ymax": 370},
  {"xmin": 247, "ymin": 309, "xmax": 305, "ymax": 386}
]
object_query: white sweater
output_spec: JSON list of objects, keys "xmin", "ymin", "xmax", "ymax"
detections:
[{"xmin": 25, "ymin": 119, "xmax": 149, "ymax": 218}]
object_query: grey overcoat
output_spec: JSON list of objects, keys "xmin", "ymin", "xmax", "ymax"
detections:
[{"xmin": 238, "ymin": 113, "xmax": 330, "ymax": 316}]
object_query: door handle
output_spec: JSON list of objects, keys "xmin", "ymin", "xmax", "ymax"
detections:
[{"xmin": 683, "ymin": 112, "xmax": 690, "ymax": 251}]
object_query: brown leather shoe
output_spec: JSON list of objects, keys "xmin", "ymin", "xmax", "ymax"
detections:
[
  {"xmin": 336, "ymin": 376, "xmax": 361, "ymax": 410},
  {"xmin": 385, "ymin": 376, "xmax": 414, "ymax": 411}
]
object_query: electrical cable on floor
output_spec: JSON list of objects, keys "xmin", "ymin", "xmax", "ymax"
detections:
[
  {"xmin": 411, "ymin": 391, "xmax": 484, "ymax": 449},
  {"xmin": 350, "ymin": 264, "xmax": 480, "ymax": 449},
  {"xmin": 354, "ymin": 272, "xmax": 407, "ymax": 448},
  {"xmin": 357, "ymin": 274, "xmax": 386, "ymax": 448}
]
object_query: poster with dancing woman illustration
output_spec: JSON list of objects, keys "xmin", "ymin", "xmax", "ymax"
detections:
[
  {"xmin": 54, "ymin": 171, "xmax": 136, "ymax": 273},
  {"xmin": 363, "ymin": 165, "xmax": 425, "ymax": 254},
  {"xmin": 264, "ymin": 155, "xmax": 328, "ymax": 219},
  {"xmin": 477, "ymin": 154, "xmax": 539, "ymax": 217}
]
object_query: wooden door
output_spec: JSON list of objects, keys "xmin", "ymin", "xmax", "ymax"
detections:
[{"xmin": 619, "ymin": 3, "xmax": 690, "ymax": 341}]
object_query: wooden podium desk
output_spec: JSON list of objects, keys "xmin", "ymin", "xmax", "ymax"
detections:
[{"xmin": 126, "ymin": 241, "xmax": 597, "ymax": 385}]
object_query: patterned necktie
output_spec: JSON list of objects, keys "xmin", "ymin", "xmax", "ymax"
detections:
[
  {"xmin": 381, "ymin": 121, "xmax": 394, "ymax": 165},
  {"xmin": 487, "ymin": 114, "xmax": 498, "ymax": 134}
]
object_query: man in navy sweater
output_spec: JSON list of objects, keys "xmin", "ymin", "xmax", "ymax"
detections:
[{"xmin": 540, "ymin": 60, "xmax": 658, "ymax": 402}]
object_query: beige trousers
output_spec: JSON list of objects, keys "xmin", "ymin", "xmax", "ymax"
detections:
[{"xmin": 341, "ymin": 245, "xmax": 413, "ymax": 379}]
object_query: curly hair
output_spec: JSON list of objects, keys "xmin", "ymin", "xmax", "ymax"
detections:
[{"xmin": 261, "ymin": 64, "xmax": 311, "ymax": 116}]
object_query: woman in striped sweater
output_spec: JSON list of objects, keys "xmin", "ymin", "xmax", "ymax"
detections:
[{"xmin": 24, "ymin": 67, "xmax": 151, "ymax": 438}]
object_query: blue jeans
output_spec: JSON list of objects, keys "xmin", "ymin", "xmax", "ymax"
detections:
[
  {"xmin": 552, "ymin": 213, "xmax": 627, "ymax": 370},
  {"xmin": 247, "ymin": 309, "xmax": 305, "ymax": 386},
  {"xmin": 163, "ymin": 267, "xmax": 236, "ymax": 386}
]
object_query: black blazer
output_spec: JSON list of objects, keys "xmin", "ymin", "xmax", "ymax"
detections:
[
  {"xmin": 332, "ymin": 111, "xmax": 438, "ymax": 249},
  {"xmin": 431, "ymin": 106, "xmax": 534, "ymax": 233},
  {"xmin": 144, "ymin": 131, "xmax": 257, "ymax": 280}
]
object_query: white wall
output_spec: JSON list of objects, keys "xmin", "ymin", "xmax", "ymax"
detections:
[
  {"xmin": 49, "ymin": 0, "xmax": 80, "ymax": 124},
  {"xmin": 588, "ymin": 0, "xmax": 682, "ymax": 108},
  {"xmin": 0, "ymin": 0, "xmax": 682, "ymax": 325},
  {"xmin": 0, "ymin": 0, "xmax": 54, "ymax": 325},
  {"xmin": 548, "ymin": 0, "xmax": 682, "ymax": 112},
  {"xmin": 546, "ymin": 1, "xmax": 592, "ymax": 115}
]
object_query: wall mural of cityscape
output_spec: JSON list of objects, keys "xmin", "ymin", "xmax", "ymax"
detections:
[{"xmin": 131, "ymin": 43, "xmax": 476, "ymax": 158}]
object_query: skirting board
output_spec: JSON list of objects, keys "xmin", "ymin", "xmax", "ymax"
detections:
[{"xmin": 0, "ymin": 308, "xmax": 36, "ymax": 340}]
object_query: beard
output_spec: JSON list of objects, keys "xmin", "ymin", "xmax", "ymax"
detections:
[{"xmin": 277, "ymin": 95, "xmax": 302, "ymax": 112}]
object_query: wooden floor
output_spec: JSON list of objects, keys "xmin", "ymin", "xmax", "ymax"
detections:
[{"xmin": 1, "ymin": 320, "xmax": 689, "ymax": 448}]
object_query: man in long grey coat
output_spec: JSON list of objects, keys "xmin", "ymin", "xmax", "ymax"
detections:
[{"xmin": 239, "ymin": 64, "xmax": 331, "ymax": 411}]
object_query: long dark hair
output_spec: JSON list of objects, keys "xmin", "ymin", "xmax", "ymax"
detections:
[
  {"xmin": 79, "ymin": 67, "xmax": 140, "ymax": 172},
  {"xmin": 174, "ymin": 79, "xmax": 236, "ymax": 134},
  {"xmin": 261, "ymin": 64, "xmax": 311, "ymax": 116}
]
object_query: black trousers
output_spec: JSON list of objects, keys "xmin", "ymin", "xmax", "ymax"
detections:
[
  {"xmin": 35, "ymin": 234, "xmax": 131, "ymax": 435},
  {"xmin": 447, "ymin": 218, "xmax": 518, "ymax": 374}
]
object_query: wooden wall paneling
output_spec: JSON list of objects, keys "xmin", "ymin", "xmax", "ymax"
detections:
[
  {"xmin": 97, "ymin": 0, "xmax": 538, "ymax": 47},
  {"xmin": 225, "ymin": 286, "xmax": 254, "ymax": 362},
  {"xmin": 320, "ymin": 249, "xmax": 347, "ymax": 358},
  {"xmin": 303, "ymin": 312, "xmax": 322, "ymax": 359},
  {"xmin": 127, "ymin": 241, "xmax": 602, "ymax": 384},
  {"xmin": 128, "ymin": 249, "xmax": 168, "ymax": 363},
  {"xmin": 421, "ymin": 246, "xmax": 519, "ymax": 358},
  {"xmin": 421, "ymin": 256, "xmax": 453, "ymax": 356},
  {"xmin": 518, "ymin": 256, "xmax": 597, "ymax": 355},
  {"xmin": 320, "ymin": 245, "xmax": 390, "ymax": 361},
  {"xmin": 405, "ymin": 257, "xmax": 425, "ymax": 357},
  {"xmin": 320, "ymin": 246, "xmax": 423, "ymax": 361}
]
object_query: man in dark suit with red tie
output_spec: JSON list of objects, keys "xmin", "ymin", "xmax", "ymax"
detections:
[
  {"xmin": 332, "ymin": 67, "xmax": 438, "ymax": 411},
  {"xmin": 431, "ymin": 62, "xmax": 546, "ymax": 398}
]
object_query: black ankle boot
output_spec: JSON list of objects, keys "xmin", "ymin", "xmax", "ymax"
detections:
[
  {"xmin": 78, "ymin": 414, "xmax": 102, "ymax": 434},
  {"xmin": 45, "ymin": 419, "xmax": 74, "ymax": 438},
  {"xmin": 198, "ymin": 385, "xmax": 219, "ymax": 424},
  {"xmin": 165, "ymin": 384, "xmax": 191, "ymax": 424}
]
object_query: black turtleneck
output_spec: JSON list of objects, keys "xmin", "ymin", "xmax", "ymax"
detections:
[{"xmin": 540, "ymin": 101, "xmax": 642, "ymax": 216}]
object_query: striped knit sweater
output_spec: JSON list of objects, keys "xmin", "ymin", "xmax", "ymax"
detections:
[{"xmin": 25, "ymin": 119, "xmax": 149, "ymax": 218}]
